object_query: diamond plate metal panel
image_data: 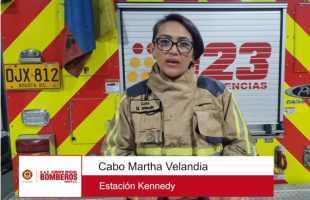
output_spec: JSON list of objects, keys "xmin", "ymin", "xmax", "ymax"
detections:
[
  {"xmin": 274, "ymin": 183, "xmax": 310, "ymax": 191},
  {"xmin": 242, "ymin": 183, "xmax": 310, "ymax": 200}
]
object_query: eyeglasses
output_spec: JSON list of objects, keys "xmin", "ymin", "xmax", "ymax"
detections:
[{"xmin": 154, "ymin": 38, "xmax": 194, "ymax": 53}]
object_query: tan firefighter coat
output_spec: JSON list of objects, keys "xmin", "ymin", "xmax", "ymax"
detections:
[
  {"xmin": 101, "ymin": 63, "xmax": 256, "ymax": 157},
  {"xmin": 101, "ymin": 63, "xmax": 256, "ymax": 200}
]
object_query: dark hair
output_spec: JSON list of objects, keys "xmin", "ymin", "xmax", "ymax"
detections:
[{"xmin": 152, "ymin": 13, "xmax": 204, "ymax": 61}]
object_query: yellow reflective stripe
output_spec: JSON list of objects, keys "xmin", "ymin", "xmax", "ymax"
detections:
[
  {"xmin": 103, "ymin": 94, "xmax": 127, "ymax": 156},
  {"xmin": 232, "ymin": 100, "xmax": 241, "ymax": 138},
  {"xmin": 284, "ymin": 83, "xmax": 310, "ymax": 141},
  {"xmin": 167, "ymin": 148, "xmax": 195, "ymax": 156},
  {"xmin": 128, "ymin": 198, "xmax": 139, "ymax": 200},
  {"xmin": 103, "ymin": 146, "xmax": 116, "ymax": 156},
  {"xmin": 196, "ymin": 145, "xmax": 223, "ymax": 156},
  {"xmin": 111, "ymin": 146, "xmax": 117, "ymax": 156},
  {"xmin": 137, "ymin": 148, "xmax": 166, "ymax": 156},
  {"xmin": 137, "ymin": 146, "xmax": 223, "ymax": 156},
  {"xmin": 111, "ymin": 95, "xmax": 127, "ymax": 155},
  {"xmin": 198, "ymin": 0, "xmax": 208, "ymax": 2},
  {"xmin": 233, "ymin": 96, "xmax": 256, "ymax": 156},
  {"xmin": 233, "ymin": 95, "xmax": 250, "ymax": 155},
  {"xmin": 3, "ymin": 0, "xmax": 64, "ymax": 62},
  {"xmin": 106, "ymin": 114, "xmax": 117, "ymax": 151}
]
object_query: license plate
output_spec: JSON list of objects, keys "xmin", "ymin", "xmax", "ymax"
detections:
[{"xmin": 4, "ymin": 63, "xmax": 61, "ymax": 90}]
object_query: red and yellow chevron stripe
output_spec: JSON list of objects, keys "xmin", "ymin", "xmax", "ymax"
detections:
[
  {"xmin": 1, "ymin": 0, "xmax": 310, "ymax": 194},
  {"xmin": 252, "ymin": 0, "xmax": 310, "ymax": 184},
  {"xmin": 2, "ymin": 0, "xmax": 120, "ymax": 193}
]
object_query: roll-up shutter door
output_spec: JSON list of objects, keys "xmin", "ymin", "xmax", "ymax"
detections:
[{"xmin": 117, "ymin": 2, "xmax": 287, "ymax": 136}]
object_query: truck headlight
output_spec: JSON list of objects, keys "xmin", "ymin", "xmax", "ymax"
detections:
[{"xmin": 22, "ymin": 109, "xmax": 50, "ymax": 126}]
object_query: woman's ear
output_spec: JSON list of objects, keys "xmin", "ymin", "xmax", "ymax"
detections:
[
  {"xmin": 192, "ymin": 52, "xmax": 196, "ymax": 62},
  {"xmin": 151, "ymin": 42, "xmax": 156, "ymax": 59},
  {"xmin": 188, "ymin": 60, "xmax": 195, "ymax": 69}
]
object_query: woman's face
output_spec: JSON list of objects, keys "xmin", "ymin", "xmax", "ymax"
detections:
[{"xmin": 151, "ymin": 21, "xmax": 194, "ymax": 78}]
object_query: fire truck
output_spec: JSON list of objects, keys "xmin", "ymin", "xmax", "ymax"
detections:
[{"xmin": 1, "ymin": 0, "xmax": 310, "ymax": 199}]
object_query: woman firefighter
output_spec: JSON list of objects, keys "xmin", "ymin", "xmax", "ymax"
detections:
[
  {"xmin": 101, "ymin": 14, "xmax": 256, "ymax": 158},
  {"xmin": 101, "ymin": 13, "xmax": 257, "ymax": 200}
]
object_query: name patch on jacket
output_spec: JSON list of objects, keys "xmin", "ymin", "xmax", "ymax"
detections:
[{"xmin": 130, "ymin": 99, "xmax": 162, "ymax": 113}]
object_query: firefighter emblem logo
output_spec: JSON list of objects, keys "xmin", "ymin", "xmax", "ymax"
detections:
[{"xmin": 22, "ymin": 169, "xmax": 33, "ymax": 180}]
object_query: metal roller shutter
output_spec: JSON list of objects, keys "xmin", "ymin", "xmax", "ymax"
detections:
[{"xmin": 117, "ymin": 2, "xmax": 287, "ymax": 136}]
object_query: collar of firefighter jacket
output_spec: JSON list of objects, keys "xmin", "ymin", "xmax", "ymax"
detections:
[
  {"xmin": 147, "ymin": 62, "xmax": 197, "ymax": 92},
  {"xmin": 146, "ymin": 62, "xmax": 198, "ymax": 149}
]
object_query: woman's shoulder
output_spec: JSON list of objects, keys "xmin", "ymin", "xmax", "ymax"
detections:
[
  {"xmin": 197, "ymin": 75, "xmax": 226, "ymax": 97},
  {"xmin": 125, "ymin": 79, "xmax": 149, "ymax": 97}
]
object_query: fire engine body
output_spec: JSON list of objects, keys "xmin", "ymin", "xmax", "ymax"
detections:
[{"xmin": 1, "ymin": 0, "xmax": 310, "ymax": 198}]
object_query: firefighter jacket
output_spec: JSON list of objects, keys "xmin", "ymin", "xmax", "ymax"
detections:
[{"xmin": 101, "ymin": 63, "xmax": 257, "ymax": 157}]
